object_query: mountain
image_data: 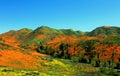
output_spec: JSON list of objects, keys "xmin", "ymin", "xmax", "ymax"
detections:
[
  {"xmin": 2, "ymin": 25, "xmax": 120, "ymax": 47},
  {"xmin": 0, "ymin": 25, "xmax": 120, "ymax": 75},
  {"xmin": 0, "ymin": 28, "xmax": 32, "ymax": 46},
  {"xmin": 21, "ymin": 26, "xmax": 63, "ymax": 44},
  {"xmin": 28, "ymin": 26, "xmax": 84, "ymax": 36},
  {"xmin": 27, "ymin": 26, "xmax": 64, "ymax": 38},
  {"xmin": 21, "ymin": 26, "xmax": 84, "ymax": 45},
  {"xmin": 87, "ymin": 26, "xmax": 120, "ymax": 36},
  {"xmin": 60, "ymin": 29, "xmax": 84, "ymax": 36}
]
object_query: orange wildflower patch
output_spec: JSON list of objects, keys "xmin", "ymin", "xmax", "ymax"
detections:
[
  {"xmin": 0, "ymin": 50, "xmax": 46, "ymax": 70},
  {"xmin": 35, "ymin": 35, "xmax": 46, "ymax": 39}
]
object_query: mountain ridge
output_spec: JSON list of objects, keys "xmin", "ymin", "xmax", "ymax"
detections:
[{"xmin": 0, "ymin": 25, "xmax": 120, "ymax": 46}]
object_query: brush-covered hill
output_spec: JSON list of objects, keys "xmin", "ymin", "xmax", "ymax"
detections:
[
  {"xmin": 0, "ymin": 25, "xmax": 120, "ymax": 76},
  {"xmin": 87, "ymin": 26, "xmax": 120, "ymax": 36},
  {"xmin": 0, "ymin": 28, "xmax": 32, "ymax": 45},
  {"xmin": 28, "ymin": 26, "xmax": 84, "ymax": 37},
  {"xmin": 21, "ymin": 26, "xmax": 84, "ymax": 45},
  {"xmin": 60, "ymin": 29, "xmax": 85, "ymax": 36},
  {"xmin": 1, "ymin": 25, "xmax": 120, "ymax": 46}
]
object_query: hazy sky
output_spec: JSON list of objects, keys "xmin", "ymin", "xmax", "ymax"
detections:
[{"xmin": 0, "ymin": 0, "xmax": 120, "ymax": 33}]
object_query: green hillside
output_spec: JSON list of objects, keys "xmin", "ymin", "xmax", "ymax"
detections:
[
  {"xmin": 21, "ymin": 26, "xmax": 84, "ymax": 45},
  {"xmin": 87, "ymin": 26, "xmax": 120, "ymax": 36}
]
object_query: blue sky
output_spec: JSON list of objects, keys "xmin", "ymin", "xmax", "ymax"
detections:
[{"xmin": 0, "ymin": 0, "xmax": 120, "ymax": 33}]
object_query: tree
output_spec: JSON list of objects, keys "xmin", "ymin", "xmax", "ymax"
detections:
[{"xmin": 80, "ymin": 40, "xmax": 100, "ymax": 63}]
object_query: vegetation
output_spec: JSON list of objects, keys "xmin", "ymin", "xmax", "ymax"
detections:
[
  {"xmin": 87, "ymin": 26, "xmax": 120, "ymax": 36},
  {"xmin": 0, "ymin": 26, "xmax": 120, "ymax": 76},
  {"xmin": 0, "ymin": 58, "xmax": 102, "ymax": 76}
]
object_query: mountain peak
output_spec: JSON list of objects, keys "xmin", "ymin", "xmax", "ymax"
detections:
[
  {"xmin": 102, "ymin": 26, "xmax": 112, "ymax": 29},
  {"xmin": 18, "ymin": 28, "xmax": 33, "ymax": 32},
  {"xmin": 37, "ymin": 26, "xmax": 52, "ymax": 30}
]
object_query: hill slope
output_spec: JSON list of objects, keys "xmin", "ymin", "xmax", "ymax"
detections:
[
  {"xmin": 21, "ymin": 26, "xmax": 84, "ymax": 45},
  {"xmin": 87, "ymin": 26, "xmax": 120, "ymax": 36},
  {"xmin": 0, "ymin": 28, "xmax": 32, "ymax": 46}
]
